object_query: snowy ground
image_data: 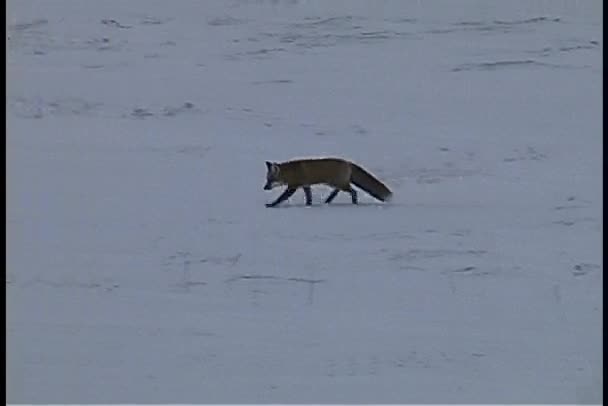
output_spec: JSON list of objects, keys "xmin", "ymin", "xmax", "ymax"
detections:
[{"xmin": 7, "ymin": 0, "xmax": 602, "ymax": 403}]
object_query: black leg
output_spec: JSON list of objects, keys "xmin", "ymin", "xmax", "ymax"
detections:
[
  {"xmin": 303, "ymin": 186, "xmax": 312, "ymax": 206},
  {"xmin": 324, "ymin": 188, "xmax": 340, "ymax": 204},
  {"xmin": 349, "ymin": 187, "xmax": 358, "ymax": 204},
  {"xmin": 266, "ymin": 187, "xmax": 297, "ymax": 207}
]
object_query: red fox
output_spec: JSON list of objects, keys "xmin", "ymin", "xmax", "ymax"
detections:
[{"xmin": 263, "ymin": 157, "xmax": 392, "ymax": 207}]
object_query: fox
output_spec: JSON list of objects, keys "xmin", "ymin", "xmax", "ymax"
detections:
[{"xmin": 263, "ymin": 157, "xmax": 392, "ymax": 207}]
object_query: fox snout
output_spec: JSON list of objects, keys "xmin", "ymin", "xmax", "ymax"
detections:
[{"xmin": 263, "ymin": 181, "xmax": 273, "ymax": 190}]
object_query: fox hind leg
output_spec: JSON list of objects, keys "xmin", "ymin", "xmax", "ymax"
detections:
[
  {"xmin": 348, "ymin": 187, "xmax": 358, "ymax": 204},
  {"xmin": 324, "ymin": 188, "xmax": 340, "ymax": 204},
  {"xmin": 324, "ymin": 186, "xmax": 357, "ymax": 204},
  {"xmin": 266, "ymin": 187, "xmax": 297, "ymax": 207}
]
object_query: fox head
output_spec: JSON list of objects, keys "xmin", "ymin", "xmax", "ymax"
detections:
[{"xmin": 264, "ymin": 161, "xmax": 282, "ymax": 190}]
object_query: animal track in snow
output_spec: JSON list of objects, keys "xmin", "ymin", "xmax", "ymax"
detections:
[
  {"xmin": 572, "ymin": 263, "xmax": 599, "ymax": 277},
  {"xmin": 322, "ymin": 350, "xmax": 463, "ymax": 378}
]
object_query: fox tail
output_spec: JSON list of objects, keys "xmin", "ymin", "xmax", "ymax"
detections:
[{"xmin": 350, "ymin": 163, "xmax": 393, "ymax": 202}]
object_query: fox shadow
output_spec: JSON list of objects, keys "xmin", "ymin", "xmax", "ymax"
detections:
[{"xmin": 266, "ymin": 201, "xmax": 399, "ymax": 209}]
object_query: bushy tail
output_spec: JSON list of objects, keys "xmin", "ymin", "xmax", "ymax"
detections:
[{"xmin": 350, "ymin": 163, "xmax": 392, "ymax": 202}]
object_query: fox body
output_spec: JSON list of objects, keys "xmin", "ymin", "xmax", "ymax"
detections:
[{"xmin": 264, "ymin": 158, "xmax": 392, "ymax": 207}]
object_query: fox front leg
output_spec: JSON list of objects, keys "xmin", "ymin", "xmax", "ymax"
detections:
[
  {"xmin": 266, "ymin": 187, "xmax": 297, "ymax": 207},
  {"xmin": 303, "ymin": 186, "xmax": 312, "ymax": 206}
]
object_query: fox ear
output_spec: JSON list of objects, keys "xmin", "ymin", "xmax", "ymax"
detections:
[{"xmin": 265, "ymin": 161, "xmax": 272, "ymax": 170}]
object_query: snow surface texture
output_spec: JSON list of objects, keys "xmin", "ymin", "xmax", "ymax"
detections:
[{"xmin": 7, "ymin": 0, "xmax": 602, "ymax": 403}]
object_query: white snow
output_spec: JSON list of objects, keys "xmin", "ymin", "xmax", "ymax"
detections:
[{"xmin": 7, "ymin": 0, "xmax": 602, "ymax": 403}]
